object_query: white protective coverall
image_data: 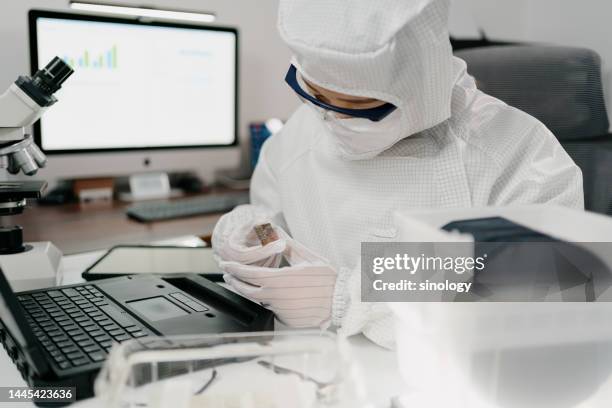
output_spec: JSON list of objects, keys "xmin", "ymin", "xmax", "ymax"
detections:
[{"xmin": 213, "ymin": 0, "xmax": 583, "ymax": 348}]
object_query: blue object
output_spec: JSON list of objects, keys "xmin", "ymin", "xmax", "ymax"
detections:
[
  {"xmin": 284, "ymin": 64, "xmax": 396, "ymax": 122},
  {"xmin": 250, "ymin": 123, "xmax": 272, "ymax": 170}
]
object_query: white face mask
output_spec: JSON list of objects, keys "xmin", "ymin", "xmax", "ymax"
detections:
[
  {"xmin": 319, "ymin": 108, "xmax": 408, "ymax": 160},
  {"xmin": 297, "ymin": 74, "xmax": 409, "ymax": 160}
]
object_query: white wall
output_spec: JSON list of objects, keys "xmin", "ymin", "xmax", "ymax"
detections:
[
  {"xmin": 449, "ymin": 0, "xmax": 531, "ymax": 40},
  {"xmin": 450, "ymin": 0, "xmax": 612, "ymax": 125},
  {"xmin": 0, "ymin": 0, "xmax": 299, "ymax": 180}
]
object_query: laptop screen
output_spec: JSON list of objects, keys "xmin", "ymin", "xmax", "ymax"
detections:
[
  {"xmin": 0, "ymin": 269, "xmax": 48, "ymax": 374},
  {"xmin": 0, "ymin": 272, "xmax": 29, "ymax": 346}
]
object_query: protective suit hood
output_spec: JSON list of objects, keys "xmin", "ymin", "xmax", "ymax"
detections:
[{"xmin": 278, "ymin": 0, "xmax": 459, "ymax": 139}]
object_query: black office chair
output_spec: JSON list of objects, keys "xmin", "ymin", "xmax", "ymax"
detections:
[{"xmin": 455, "ymin": 45, "xmax": 612, "ymax": 215}]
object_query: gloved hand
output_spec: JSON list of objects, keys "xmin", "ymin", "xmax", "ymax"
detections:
[
  {"xmin": 212, "ymin": 206, "xmax": 288, "ymax": 268},
  {"xmin": 220, "ymin": 237, "xmax": 337, "ymax": 328}
]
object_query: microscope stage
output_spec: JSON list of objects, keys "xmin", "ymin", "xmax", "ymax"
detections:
[{"xmin": 0, "ymin": 180, "xmax": 46, "ymax": 200}]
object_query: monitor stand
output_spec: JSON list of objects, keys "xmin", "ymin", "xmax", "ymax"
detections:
[{"xmin": 118, "ymin": 172, "xmax": 183, "ymax": 202}]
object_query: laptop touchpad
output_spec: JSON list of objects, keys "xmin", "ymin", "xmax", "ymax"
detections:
[{"xmin": 128, "ymin": 297, "xmax": 189, "ymax": 322}]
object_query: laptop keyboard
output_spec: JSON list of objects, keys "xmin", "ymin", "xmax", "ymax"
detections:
[{"xmin": 18, "ymin": 285, "xmax": 151, "ymax": 370}]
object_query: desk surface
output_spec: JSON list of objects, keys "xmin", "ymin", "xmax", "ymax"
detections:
[{"xmin": 13, "ymin": 194, "xmax": 225, "ymax": 255}]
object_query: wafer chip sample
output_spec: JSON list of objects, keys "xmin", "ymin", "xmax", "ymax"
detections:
[{"xmin": 254, "ymin": 223, "xmax": 279, "ymax": 246}]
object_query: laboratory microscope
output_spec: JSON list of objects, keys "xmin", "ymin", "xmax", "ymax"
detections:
[{"xmin": 0, "ymin": 56, "xmax": 74, "ymax": 291}]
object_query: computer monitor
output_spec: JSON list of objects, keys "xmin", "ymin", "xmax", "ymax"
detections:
[{"xmin": 28, "ymin": 10, "xmax": 239, "ymax": 183}]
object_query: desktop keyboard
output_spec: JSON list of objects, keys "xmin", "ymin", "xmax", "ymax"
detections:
[
  {"xmin": 126, "ymin": 191, "xmax": 250, "ymax": 222},
  {"xmin": 19, "ymin": 285, "xmax": 151, "ymax": 370}
]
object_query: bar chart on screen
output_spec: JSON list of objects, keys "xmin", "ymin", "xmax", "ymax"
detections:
[{"xmin": 62, "ymin": 45, "xmax": 118, "ymax": 69}]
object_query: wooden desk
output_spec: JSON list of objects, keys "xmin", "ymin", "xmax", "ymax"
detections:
[{"xmin": 12, "ymin": 194, "xmax": 227, "ymax": 255}]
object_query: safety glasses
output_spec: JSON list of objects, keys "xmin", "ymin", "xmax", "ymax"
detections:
[{"xmin": 284, "ymin": 65, "xmax": 397, "ymax": 122}]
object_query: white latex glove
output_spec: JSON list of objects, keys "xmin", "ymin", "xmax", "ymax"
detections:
[
  {"xmin": 213, "ymin": 206, "xmax": 288, "ymax": 268},
  {"xmin": 220, "ymin": 238, "xmax": 337, "ymax": 328}
]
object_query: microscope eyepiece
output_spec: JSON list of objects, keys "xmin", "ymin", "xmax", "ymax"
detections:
[
  {"xmin": 33, "ymin": 57, "xmax": 74, "ymax": 95},
  {"xmin": 15, "ymin": 56, "xmax": 74, "ymax": 108}
]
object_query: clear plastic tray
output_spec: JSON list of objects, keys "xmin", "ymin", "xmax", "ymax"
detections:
[{"xmin": 94, "ymin": 331, "xmax": 371, "ymax": 408}]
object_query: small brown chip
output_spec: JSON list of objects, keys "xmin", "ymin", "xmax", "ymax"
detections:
[{"xmin": 254, "ymin": 223, "xmax": 279, "ymax": 246}]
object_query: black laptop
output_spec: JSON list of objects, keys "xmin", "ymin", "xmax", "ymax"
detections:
[{"xmin": 0, "ymin": 269, "xmax": 273, "ymax": 405}]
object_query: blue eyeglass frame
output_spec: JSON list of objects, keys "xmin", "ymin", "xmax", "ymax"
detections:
[{"xmin": 284, "ymin": 65, "xmax": 397, "ymax": 122}]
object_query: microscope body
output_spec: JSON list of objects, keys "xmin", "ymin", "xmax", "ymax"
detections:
[
  {"xmin": 0, "ymin": 83, "xmax": 48, "ymax": 142},
  {"xmin": 0, "ymin": 241, "xmax": 62, "ymax": 291},
  {"xmin": 0, "ymin": 57, "xmax": 73, "ymax": 291},
  {"xmin": 0, "ymin": 182, "xmax": 62, "ymax": 291}
]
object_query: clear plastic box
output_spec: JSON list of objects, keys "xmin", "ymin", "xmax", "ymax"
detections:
[{"xmin": 93, "ymin": 331, "xmax": 371, "ymax": 408}]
